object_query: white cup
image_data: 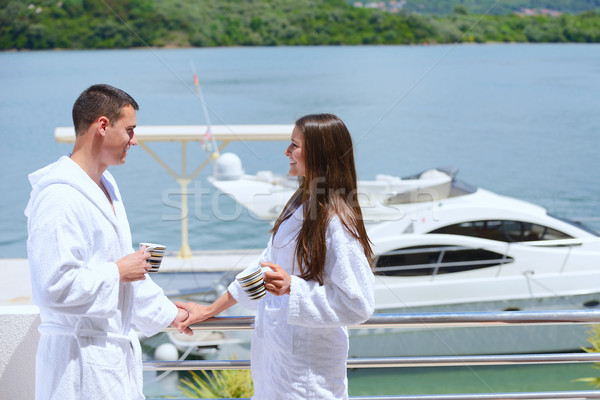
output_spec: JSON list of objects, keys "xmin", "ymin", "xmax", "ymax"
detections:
[
  {"xmin": 139, "ymin": 242, "xmax": 166, "ymax": 273},
  {"xmin": 236, "ymin": 264, "xmax": 270, "ymax": 300}
]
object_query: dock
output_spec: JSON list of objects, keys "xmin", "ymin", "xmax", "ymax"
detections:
[{"xmin": 0, "ymin": 249, "xmax": 260, "ymax": 306}]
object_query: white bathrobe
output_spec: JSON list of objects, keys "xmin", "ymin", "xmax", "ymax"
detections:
[
  {"xmin": 229, "ymin": 206, "xmax": 375, "ymax": 400},
  {"xmin": 24, "ymin": 156, "xmax": 177, "ymax": 400}
]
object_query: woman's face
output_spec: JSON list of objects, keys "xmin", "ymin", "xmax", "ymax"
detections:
[{"xmin": 285, "ymin": 126, "xmax": 305, "ymax": 177}]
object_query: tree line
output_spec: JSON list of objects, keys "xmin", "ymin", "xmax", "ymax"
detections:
[{"xmin": 1, "ymin": 0, "xmax": 599, "ymax": 50}]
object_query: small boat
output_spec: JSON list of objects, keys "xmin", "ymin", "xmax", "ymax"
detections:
[
  {"xmin": 166, "ymin": 329, "xmax": 246, "ymax": 358},
  {"xmin": 209, "ymin": 152, "xmax": 457, "ymax": 223}
]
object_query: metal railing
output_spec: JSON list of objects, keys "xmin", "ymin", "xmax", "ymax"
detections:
[{"xmin": 144, "ymin": 310, "xmax": 600, "ymax": 399}]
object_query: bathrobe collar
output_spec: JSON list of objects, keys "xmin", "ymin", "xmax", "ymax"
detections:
[
  {"xmin": 272, "ymin": 204, "xmax": 304, "ymax": 250},
  {"xmin": 25, "ymin": 155, "xmax": 120, "ymax": 229}
]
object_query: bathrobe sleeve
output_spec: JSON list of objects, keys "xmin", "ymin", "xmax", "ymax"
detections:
[
  {"xmin": 130, "ymin": 277, "xmax": 178, "ymax": 337},
  {"xmin": 287, "ymin": 218, "xmax": 374, "ymax": 328},
  {"xmin": 227, "ymin": 243, "xmax": 273, "ymax": 311},
  {"xmin": 27, "ymin": 186, "xmax": 121, "ymax": 317}
]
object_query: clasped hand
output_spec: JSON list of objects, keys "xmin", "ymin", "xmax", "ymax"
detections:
[{"xmin": 170, "ymin": 307, "xmax": 193, "ymax": 336}]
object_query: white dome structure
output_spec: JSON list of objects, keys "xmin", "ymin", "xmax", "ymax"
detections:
[{"xmin": 213, "ymin": 152, "xmax": 243, "ymax": 180}]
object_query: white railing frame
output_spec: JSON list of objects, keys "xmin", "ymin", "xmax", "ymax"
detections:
[{"xmin": 144, "ymin": 310, "xmax": 600, "ymax": 399}]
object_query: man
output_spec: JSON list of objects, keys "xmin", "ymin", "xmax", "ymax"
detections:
[{"xmin": 25, "ymin": 84, "xmax": 191, "ymax": 400}]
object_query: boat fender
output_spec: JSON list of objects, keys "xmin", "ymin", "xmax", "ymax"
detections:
[{"xmin": 154, "ymin": 343, "xmax": 179, "ymax": 361}]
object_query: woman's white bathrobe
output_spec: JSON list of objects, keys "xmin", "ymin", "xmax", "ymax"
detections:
[
  {"xmin": 228, "ymin": 206, "xmax": 374, "ymax": 400},
  {"xmin": 24, "ymin": 156, "xmax": 177, "ymax": 400}
]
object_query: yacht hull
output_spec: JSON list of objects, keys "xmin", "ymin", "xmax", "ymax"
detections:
[{"xmin": 349, "ymin": 293, "xmax": 600, "ymax": 358}]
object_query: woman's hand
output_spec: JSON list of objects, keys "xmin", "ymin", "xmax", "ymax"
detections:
[
  {"xmin": 174, "ymin": 291, "xmax": 238, "ymax": 333},
  {"xmin": 174, "ymin": 301, "xmax": 213, "ymax": 333},
  {"xmin": 261, "ymin": 262, "xmax": 291, "ymax": 296}
]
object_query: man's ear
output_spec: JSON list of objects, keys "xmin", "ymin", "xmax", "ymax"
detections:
[{"xmin": 96, "ymin": 116, "xmax": 109, "ymax": 136}]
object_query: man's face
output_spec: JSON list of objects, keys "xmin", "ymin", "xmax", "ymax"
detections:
[{"xmin": 102, "ymin": 105, "xmax": 137, "ymax": 166}]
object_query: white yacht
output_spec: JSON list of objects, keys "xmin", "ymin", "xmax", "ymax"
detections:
[{"xmin": 205, "ymin": 153, "xmax": 600, "ymax": 356}]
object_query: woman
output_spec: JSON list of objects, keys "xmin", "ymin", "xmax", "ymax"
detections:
[{"xmin": 176, "ymin": 113, "xmax": 374, "ymax": 399}]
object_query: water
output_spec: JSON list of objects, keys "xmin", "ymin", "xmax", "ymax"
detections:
[
  {"xmin": 1, "ymin": 44, "xmax": 599, "ymax": 259},
  {"xmin": 2, "ymin": 44, "xmax": 600, "ymax": 395}
]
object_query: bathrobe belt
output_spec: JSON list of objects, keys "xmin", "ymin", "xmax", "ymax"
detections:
[{"xmin": 39, "ymin": 321, "xmax": 141, "ymax": 396}]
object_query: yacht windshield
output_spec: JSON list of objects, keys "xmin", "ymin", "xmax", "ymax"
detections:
[
  {"xmin": 429, "ymin": 220, "xmax": 573, "ymax": 242},
  {"xmin": 374, "ymin": 245, "xmax": 513, "ymax": 277},
  {"xmin": 548, "ymin": 214, "xmax": 600, "ymax": 237}
]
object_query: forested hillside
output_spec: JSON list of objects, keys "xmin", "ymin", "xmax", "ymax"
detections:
[{"xmin": 1, "ymin": 0, "xmax": 599, "ymax": 50}]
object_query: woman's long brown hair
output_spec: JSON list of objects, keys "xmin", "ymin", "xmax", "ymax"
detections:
[{"xmin": 271, "ymin": 114, "xmax": 373, "ymax": 285}]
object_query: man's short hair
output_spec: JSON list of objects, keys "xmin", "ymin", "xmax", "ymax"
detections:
[{"xmin": 72, "ymin": 84, "xmax": 139, "ymax": 136}]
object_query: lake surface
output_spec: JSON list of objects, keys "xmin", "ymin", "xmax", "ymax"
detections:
[
  {"xmin": 1, "ymin": 44, "xmax": 599, "ymax": 259},
  {"xmin": 1, "ymin": 44, "xmax": 599, "ymax": 396}
]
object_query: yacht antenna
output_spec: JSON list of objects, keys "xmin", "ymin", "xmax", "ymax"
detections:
[{"xmin": 191, "ymin": 60, "xmax": 220, "ymax": 160}]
